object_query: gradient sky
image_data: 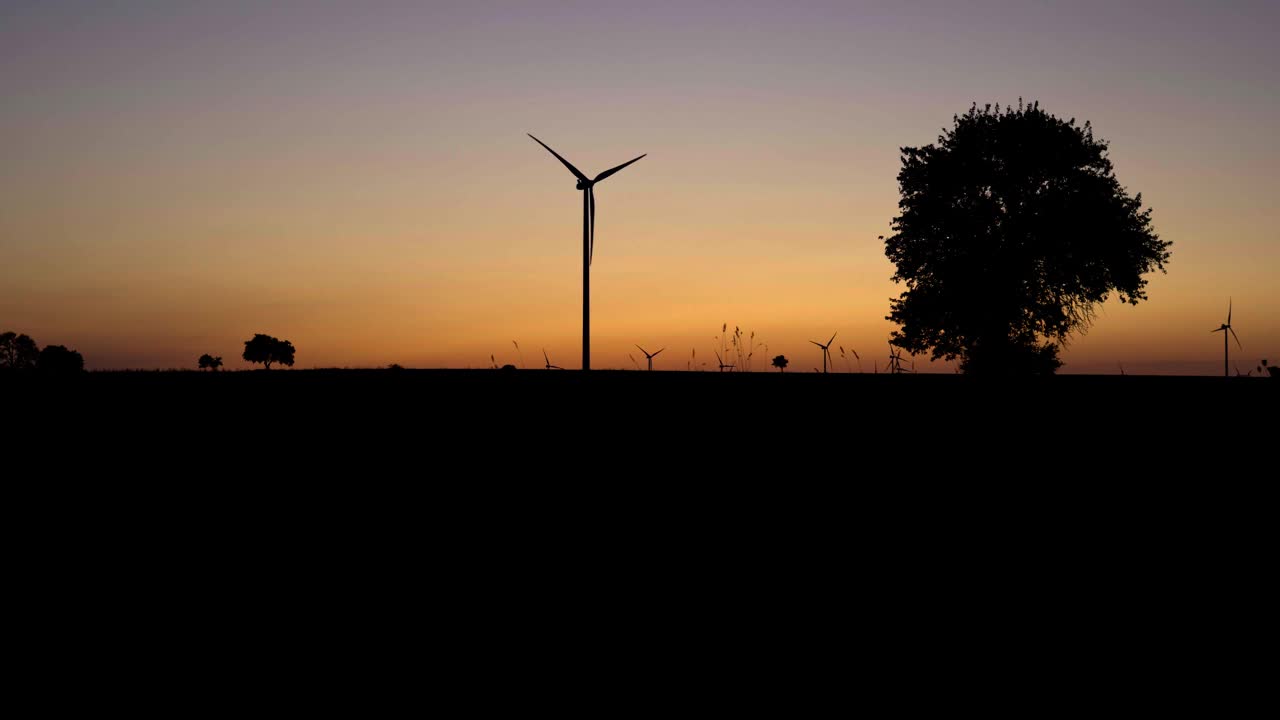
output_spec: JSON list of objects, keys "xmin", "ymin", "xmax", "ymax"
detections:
[{"xmin": 2, "ymin": 1, "xmax": 1277, "ymax": 373}]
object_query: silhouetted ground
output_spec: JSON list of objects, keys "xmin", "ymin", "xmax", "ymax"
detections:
[
  {"xmin": 11, "ymin": 367, "xmax": 1270, "ymax": 540},
  {"xmin": 9, "ymin": 368, "xmax": 1268, "ymax": 661},
  {"xmin": 10, "ymin": 369, "xmax": 1272, "ymax": 461}
]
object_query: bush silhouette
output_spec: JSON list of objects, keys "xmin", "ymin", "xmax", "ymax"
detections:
[
  {"xmin": 37, "ymin": 344, "xmax": 84, "ymax": 372},
  {"xmin": 772, "ymin": 355, "xmax": 789, "ymax": 373},
  {"xmin": 242, "ymin": 334, "xmax": 295, "ymax": 370},
  {"xmin": 883, "ymin": 101, "xmax": 1171, "ymax": 375},
  {"xmin": 198, "ymin": 354, "xmax": 223, "ymax": 371}
]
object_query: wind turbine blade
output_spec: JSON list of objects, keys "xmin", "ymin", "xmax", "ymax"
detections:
[
  {"xmin": 589, "ymin": 186, "xmax": 595, "ymax": 266},
  {"xmin": 636, "ymin": 345, "xmax": 647, "ymax": 356},
  {"xmin": 810, "ymin": 341, "xmax": 822, "ymax": 347},
  {"xmin": 653, "ymin": 348, "xmax": 664, "ymax": 357},
  {"xmin": 1228, "ymin": 298, "xmax": 1232, "ymax": 326},
  {"xmin": 828, "ymin": 332, "xmax": 837, "ymax": 346},
  {"xmin": 543, "ymin": 349, "xmax": 550, "ymax": 364},
  {"xmin": 1230, "ymin": 326, "xmax": 1242, "ymax": 349},
  {"xmin": 527, "ymin": 134, "xmax": 587, "ymax": 182},
  {"xmin": 592, "ymin": 153, "xmax": 646, "ymax": 183}
]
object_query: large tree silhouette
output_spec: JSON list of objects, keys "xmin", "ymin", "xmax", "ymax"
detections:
[
  {"xmin": 883, "ymin": 101, "xmax": 1171, "ymax": 374},
  {"xmin": 243, "ymin": 334, "xmax": 295, "ymax": 370}
]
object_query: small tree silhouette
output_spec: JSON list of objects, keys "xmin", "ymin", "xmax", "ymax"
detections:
[
  {"xmin": 242, "ymin": 334, "xmax": 295, "ymax": 370},
  {"xmin": 37, "ymin": 345, "xmax": 84, "ymax": 372},
  {"xmin": 0, "ymin": 331, "xmax": 40, "ymax": 370},
  {"xmin": 772, "ymin": 354, "xmax": 789, "ymax": 373},
  {"xmin": 198, "ymin": 354, "xmax": 223, "ymax": 371}
]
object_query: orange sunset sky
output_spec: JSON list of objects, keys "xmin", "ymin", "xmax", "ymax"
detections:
[{"xmin": 2, "ymin": 1, "xmax": 1277, "ymax": 373}]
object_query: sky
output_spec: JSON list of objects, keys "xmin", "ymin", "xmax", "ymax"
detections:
[{"xmin": 2, "ymin": 0, "xmax": 1277, "ymax": 373}]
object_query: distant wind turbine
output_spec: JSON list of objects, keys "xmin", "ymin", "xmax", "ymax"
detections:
[
  {"xmin": 1210, "ymin": 298, "xmax": 1242, "ymax": 378},
  {"xmin": 635, "ymin": 345, "xmax": 665, "ymax": 371},
  {"xmin": 1208, "ymin": 295, "xmax": 1239, "ymax": 376},
  {"xmin": 528, "ymin": 134, "xmax": 646, "ymax": 371},
  {"xmin": 887, "ymin": 342, "xmax": 910, "ymax": 374},
  {"xmin": 543, "ymin": 349, "xmax": 563, "ymax": 370},
  {"xmin": 714, "ymin": 351, "xmax": 734, "ymax": 373},
  {"xmin": 810, "ymin": 333, "xmax": 836, "ymax": 374}
]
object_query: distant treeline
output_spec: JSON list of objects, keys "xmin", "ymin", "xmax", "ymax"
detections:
[
  {"xmin": 0, "ymin": 331, "xmax": 84, "ymax": 372},
  {"xmin": 196, "ymin": 333, "xmax": 296, "ymax": 371}
]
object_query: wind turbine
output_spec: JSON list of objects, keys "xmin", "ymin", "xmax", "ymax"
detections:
[
  {"xmin": 543, "ymin": 349, "xmax": 563, "ymax": 370},
  {"xmin": 887, "ymin": 343, "xmax": 909, "ymax": 374},
  {"xmin": 1210, "ymin": 298, "xmax": 1242, "ymax": 378},
  {"xmin": 528, "ymin": 134, "xmax": 646, "ymax": 371},
  {"xmin": 635, "ymin": 345, "xmax": 665, "ymax": 371},
  {"xmin": 714, "ymin": 351, "xmax": 735, "ymax": 373},
  {"xmin": 810, "ymin": 333, "xmax": 836, "ymax": 374}
]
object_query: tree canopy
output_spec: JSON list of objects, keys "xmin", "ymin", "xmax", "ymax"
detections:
[
  {"xmin": 883, "ymin": 101, "xmax": 1171, "ymax": 374},
  {"xmin": 0, "ymin": 331, "xmax": 40, "ymax": 370},
  {"xmin": 242, "ymin": 334, "xmax": 295, "ymax": 370},
  {"xmin": 198, "ymin": 354, "xmax": 223, "ymax": 371},
  {"xmin": 37, "ymin": 345, "xmax": 85, "ymax": 372}
]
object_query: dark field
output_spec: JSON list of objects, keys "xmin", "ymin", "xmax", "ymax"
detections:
[
  {"xmin": 10, "ymin": 369, "xmax": 1273, "ymax": 461},
  {"xmin": 9, "ymin": 368, "xmax": 1269, "ymax": 642}
]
